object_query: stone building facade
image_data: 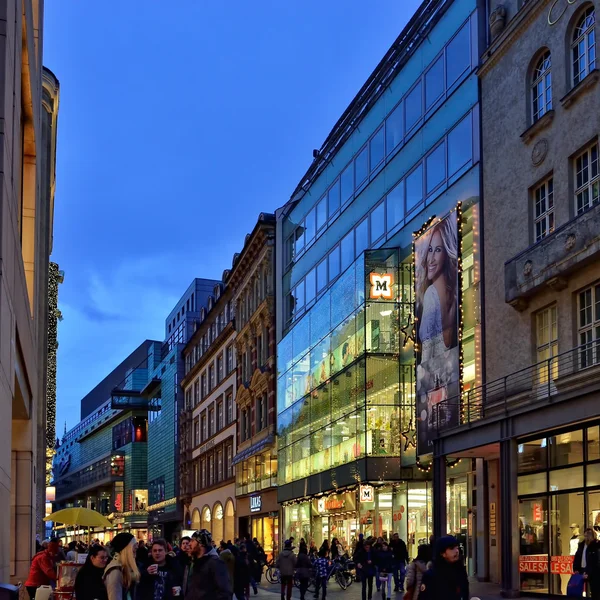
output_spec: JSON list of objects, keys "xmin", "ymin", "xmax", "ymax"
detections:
[
  {"xmin": 180, "ymin": 282, "xmax": 237, "ymax": 543},
  {"xmin": 227, "ymin": 214, "xmax": 278, "ymax": 556},
  {"xmin": 0, "ymin": 0, "xmax": 58, "ymax": 583}
]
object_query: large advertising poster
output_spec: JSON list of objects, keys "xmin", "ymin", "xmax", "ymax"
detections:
[{"xmin": 414, "ymin": 210, "xmax": 461, "ymax": 455}]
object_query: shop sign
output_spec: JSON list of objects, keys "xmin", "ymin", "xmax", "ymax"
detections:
[
  {"xmin": 359, "ymin": 485, "xmax": 374, "ymax": 503},
  {"xmin": 489, "ymin": 502, "xmax": 496, "ymax": 536},
  {"xmin": 532, "ymin": 502, "xmax": 543, "ymax": 522},
  {"xmin": 551, "ymin": 556, "xmax": 574, "ymax": 575},
  {"xmin": 317, "ymin": 496, "xmax": 346, "ymax": 513},
  {"xmin": 369, "ymin": 273, "xmax": 394, "ymax": 300},
  {"xmin": 519, "ymin": 555, "xmax": 574, "ymax": 574},
  {"xmin": 250, "ymin": 495, "xmax": 262, "ymax": 513}
]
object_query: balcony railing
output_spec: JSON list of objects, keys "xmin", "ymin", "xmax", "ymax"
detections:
[{"xmin": 433, "ymin": 341, "xmax": 600, "ymax": 434}]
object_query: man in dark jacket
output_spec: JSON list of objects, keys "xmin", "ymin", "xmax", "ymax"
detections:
[
  {"xmin": 574, "ymin": 528, "xmax": 600, "ymax": 600},
  {"xmin": 138, "ymin": 539, "xmax": 183, "ymax": 600},
  {"xmin": 389, "ymin": 533, "xmax": 409, "ymax": 592},
  {"xmin": 420, "ymin": 536, "xmax": 469, "ymax": 600},
  {"xmin": 184, "ymin": 530, "xmax": 232, "ymax": 600}
]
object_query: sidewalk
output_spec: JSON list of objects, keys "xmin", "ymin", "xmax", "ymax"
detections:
[{"xmin": 257, "ymin": 577, "xmax": 511, "ymax": 600}]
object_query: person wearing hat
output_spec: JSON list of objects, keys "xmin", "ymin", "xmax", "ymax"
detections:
[
  {"xmin": 104, "ymin": 532, "xmax": 140, "ymax": 600},
  {"xmin": 184, "ymin": 529, "xmax": 231, "ymax": 600},
  {"xmin": 276, "ymin": 540, "xmax": 297, "ymax": 600},
  {"xmin": 419, "ymin": 536, "xmax": 468, "ymax": 600},
  {"xmin": 24, "ymin": 540, "xmax": 60, "ymax": 600}
]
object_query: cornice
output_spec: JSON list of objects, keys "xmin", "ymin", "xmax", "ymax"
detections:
[{"xmin": 479, "ymin": 0, "xmax": 551, "ymax": 78}]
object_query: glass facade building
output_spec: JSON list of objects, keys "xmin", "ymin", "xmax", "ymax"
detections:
[{"xmin": 275, "ymin": 0, "xmax": 484, "ymax": 552}]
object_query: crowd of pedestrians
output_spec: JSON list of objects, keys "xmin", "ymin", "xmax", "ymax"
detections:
[{"xmin": 23, "ymin": 531, "xmax": 472, "ymax": 600}]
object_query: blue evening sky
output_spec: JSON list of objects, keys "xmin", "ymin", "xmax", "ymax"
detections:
[{"xmin": 45, "ymin": 0, "xmax": 421, "ymax": 432}]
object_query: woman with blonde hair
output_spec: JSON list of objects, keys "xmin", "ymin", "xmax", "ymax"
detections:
[
  {"xmin": 416, "ymin": 217, "xmax": 458, "ymax": 362},
  {"xmin": 104, "ymin": 533, "xmax": 140, "ymax": 600}
]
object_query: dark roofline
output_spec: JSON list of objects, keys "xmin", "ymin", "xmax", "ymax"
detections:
[{"xmin": 280, "ymin": 0, "xmax": 451, "ymax": 219}]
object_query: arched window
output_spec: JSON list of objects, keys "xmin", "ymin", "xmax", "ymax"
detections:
[
  {"xmin": 532, "ymin": 51, "xmax": 552, "ymax": 122},
  {"xmin": 202, "ymin": 506, "xmax": 212, "ymax": 532},
  {"xmin": 212, "ymin": 502, "xmax": 224, "ymax": 543},
  {"xmin": 572, "ymin": 6, "xmax": 596, "ymax": 86},
  {"xmin": 224, "ymin": 499, "xmax": 235, "ymax": 542},
  {"xmin": 191, "ymin": 508, "xmax": 201, "ymax": 530}
]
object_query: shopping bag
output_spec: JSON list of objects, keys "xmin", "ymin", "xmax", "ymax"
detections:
[{"xmin": 567, "ymin": 573, "xmax": 585, "ymax": 597}]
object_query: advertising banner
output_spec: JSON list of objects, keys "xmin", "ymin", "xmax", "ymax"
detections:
[{"xmin": 414, "ymin": 210, "xmax": 461, "ymax": 455}]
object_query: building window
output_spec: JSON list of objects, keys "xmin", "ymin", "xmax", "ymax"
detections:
[
  {"xmin": 532, "ymin": 51, "xmax": 552, "ymax": 122},
  {"xmin": 201, "ymin": 413, "xmax": 207, "ymax": 442},
  {"xmin": 201, "ymin": 373, "xmax": 208, "ymax": 398},
  {"xmin": 226, "ymin": 393, "xmax": 234, "ymax": 425},
  {"xmin": 226, "ymin": 443, "xmax": 233, "ymax": 479},
  {"xmin": 209, "ymin": 364, "xmax": 215, "ymax": 391},
  {"xmin": 536, "ymin": 305, "xmax": 558, "ymax": 384},
  {"xmin": 257, "ymin": 334, "xmax": 263, "ymax": 367},
  {"xmin": 571, "ymin": 7, "xmax": 596, "ymax": 87},
  {"xmin": 257, "ymin": 394, "xmax": 267, "ymax": 432},
  {"xmin": 194, "ymin": 418, "xmax": 200, "ymax": 446},
  {"xmin": 217, "ymin": 400, "xmax": 224, "ymax": 431},
  {"xmin": 579, "ymin": 284, "xmax": 600, "ymax": 367},
  {"xmin": 574, "ymin": 142, "xmax": 599, "ymax": 215},
  {"xmin": 217, "ymin": 448, "xmax": 223, "ymax": 482},
  {"xmin": 209, "ymin": 407, "xmax": 215, "ymax": 438},
  {"xmin": 226, "ymin": 345, "xmax": 234, "ymax": 373},
  {"xmin": 209, "ymin": 454, "xmax": 214, "ymax": 486},
  {"xmin": 185, "ymin": 389, "xmax": 192, "ymax": 410},
  {"xmin": 193, "ymin": 379, "xmax": 200, "ymax": 406},
  {"xmin": 217, "ymin": 354, "xmax": 223, "ymax": 383},
  {"xmin": 533, "ymin": 177, "xmax": 555, "ymax": 241}
]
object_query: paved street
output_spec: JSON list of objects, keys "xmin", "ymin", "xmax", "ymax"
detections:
[{"xmin": 257, "ymin": 577, "xmax": 512, "ymax": 600}]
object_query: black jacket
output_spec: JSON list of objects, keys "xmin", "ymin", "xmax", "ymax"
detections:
[
  {"xmin": 420, "ymin": 559, "xmax": 469, "ymax": 600},
  {"xmin": 184, "ymin": 549, "xmax": 232, "ymax": 600},
  {"xmin": 389, "ymin": 538, "xmax": 409, "ymax": 563},
  {"xmin": 376, "ymin": 550, "xmax": 395, "ymax": 574},
  {"xmin": 574, "ymin": 541, "xmax": 600, "ymax": 577},
  {"xmin": 75, "ymin": 564, "xmax": 108, "ymax": 600},
  {"xmin": 138, "ymin": 555, "xmax": 183, "ymax": 600}
]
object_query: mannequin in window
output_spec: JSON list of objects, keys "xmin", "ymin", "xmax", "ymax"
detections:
[{"xmin": 571, "ymin": 524, "xmax": 582, "ymax": 556}]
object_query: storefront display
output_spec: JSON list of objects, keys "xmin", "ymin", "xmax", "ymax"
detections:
[
  {"xmin": 238, "ymin": 489, "xmax": 280, "ymax": 559},
  {"xmin": 518, "ymin": 425, "xmax": 600, "ymax": 595}
]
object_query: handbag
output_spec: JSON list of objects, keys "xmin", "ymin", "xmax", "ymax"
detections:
[
  {"xmin": 379, "ymin": 572, "xmax": 389, "ymax": 583},
  {"xmin": 567, "ymin": 573, "xmax": 585, "ymax": 597}
]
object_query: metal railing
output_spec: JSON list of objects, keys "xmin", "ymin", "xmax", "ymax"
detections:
[{"xmin": 433, "ymin": 341, "xmax": 600, "ymax": 434}]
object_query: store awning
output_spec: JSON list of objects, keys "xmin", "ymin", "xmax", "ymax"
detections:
[{"xmin": 232, "ymin": 435, "xmax": 274, "ymax": 466}]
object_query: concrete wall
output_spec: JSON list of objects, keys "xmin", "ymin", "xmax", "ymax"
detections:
[{"xmin": 481, "ymin": 0, "xmax": 600, "ymax": 381}]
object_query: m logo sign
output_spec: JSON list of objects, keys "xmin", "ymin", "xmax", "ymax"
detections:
[
  {"xmin": 369, "ymin": 273, "xmax": 394, "ymax": 300},
  {"xmin": 360, "ymin": 485, "xmax": 374, "ymax": 503}
]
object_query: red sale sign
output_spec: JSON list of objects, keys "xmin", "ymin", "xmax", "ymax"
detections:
[
  {"xmin": 519, "ymin": 555, "xmax": 548, "ymax": 573},
  {"xmin": 551, "ymin": 556, "xmax": 574, "ymax": 575}
]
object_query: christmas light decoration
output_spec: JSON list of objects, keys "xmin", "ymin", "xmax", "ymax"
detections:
[{"xmin": 45, "ymin": 262, "xmax": 63, "ymax": 486}]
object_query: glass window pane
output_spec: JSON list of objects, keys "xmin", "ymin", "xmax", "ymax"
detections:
[
  {"xmin": 446, "ymin": 22, "xmax": 471, "ymax": 87},
  {"xmin": 317, "ymin": 197, "xmax": 327, "ymax": 231},
  {"xmin": 588, "ymin": 490, "xmax": 600, "ymax": 539},
  {"xmin": 425, "ymin": 55, "xmax": 444, "ymax": 110},
  {"xmin": 518, "ymin": 497, "xmax": 549, "ymax": 594},
  {"xmin": 341, "ymin": 165, "xmax": 354, "ymax": 206},
  {"xmin": 426, "ymin": 142, "xmax": 446, "ymax": 194},
  {"xmin": 386, "ymin": 103, "xmax": 403, "ymax": 155},
  {"xmin": 305, "ymin": 208, "xmax": 316, "ymax": 245},
  {"xmin": 405, "ymin": 81, "xmax": 423, "ymax": 133},
  {"xmin": 518, "ymin": 472, "xmax": 547, "ymax": 495},
  {"xmin": 386, "ymin": 182, "xmax": 404, "ymax": 231},
  {"xmin": 329, "ymin": 246, "xmax": 340, "ymax": 281},
  {"xmin": 549, "ymin": 466, "xmax": 583, "ymax": 491},
  {"xmin": 294, "ymin": 226, "xmax": 305, "ymax": 256},
  {"xmin": 588, "ymin": 426, "xmax": 600, "ymax": 461},
  {"xmin": 328, "ymin": 180, "xmax": 341, "ymax": 217},
  {"xmin": 317, "ymin": 259, "xmax": 328, "ymax": 292},
  {"xmin": 518, "ymin": 438, "xmax": 548, "ymax": 473},
  {"xmin": 355, "ymin": 219, "xmax": 369, "ymax": 258},
  {"xmin": 341, "ymin": 231, "xmax": 355, "ymax": 271},
  {"xmin": 406, "ymin": 164, "xmax": 423, "ymax": 213},
  {"xmin": 355, "ymin": 146, "xmax": 369, "ymax": 187},
  {"xmin": 587, "ymin": 463, "xmax": 600, "ymax": 486},
  {"xmin": 549, "ymin": 430, "xmax": 584, "ymax": 468},
  {"xmin": 305, "ymin": 268, "xmax": 316, "ymax": 306},
  {"xmin": 370, "ymin": 202, "xmax": 385, "ymax": 243},
  {"xmin": 370, "ymin": 127, "xmax": 385, "ymax": 171},
  {"xmin": 448, "ymin": 114, "xmax": 473, "ymax": 176}
]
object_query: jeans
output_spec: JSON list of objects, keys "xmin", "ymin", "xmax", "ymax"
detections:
[
  {"xmin": 314, "ymin": 576, "xmax": 327, "ymax": 599},
  {"xmin": 361, "ymin": 575, "xmax": 374, "ymax": 600},
  {"xmin": 379, "ymin": 573, "xmax": 392, "ymax": 600},
  {"xmin": 280, "ymin": 576, "xmax": 293, "ymax": 600},
  {"xmin": 393, "ymin": 561, "xmax": 406, "ymax": 590},
  {"xmin": 298, "ymin": 576, "xmax": 309, "ymax": 600},
  {"xmin": 375, "ymin": 567, "xmax": 381, "ymax": 591}
]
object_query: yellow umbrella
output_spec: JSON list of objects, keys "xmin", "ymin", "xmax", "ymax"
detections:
[{"xmin": 44, "ymin": 507, "xmax": 112, "ymax": 528}]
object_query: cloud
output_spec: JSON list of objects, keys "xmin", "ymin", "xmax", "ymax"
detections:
[{"xmin": 56, "ymin": 255, "xmax": 181, "ymax": 431}]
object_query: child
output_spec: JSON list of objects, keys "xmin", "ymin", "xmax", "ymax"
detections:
[{"xmin": 313, "ymin": 548, "xmax": 330, "ymax": 600}]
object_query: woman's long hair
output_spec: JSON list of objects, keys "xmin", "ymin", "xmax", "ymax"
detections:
[
  {"xmin": 416, "ymin": 218, "xmax": 458, "ymax": 321},
  {"xmin": 117, "ymin": 539, "xmax": 140, "ymax": 589}
]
